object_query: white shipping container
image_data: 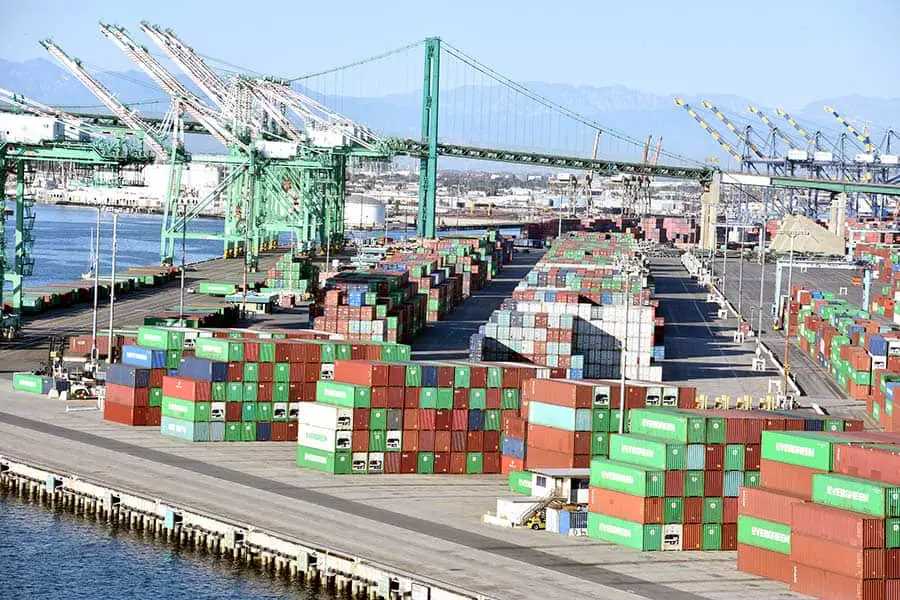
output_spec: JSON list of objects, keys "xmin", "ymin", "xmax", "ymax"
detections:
[
  {"xmin": 855, "ymin": 153, "xmax": 875, "ymax": 164},
  {"xmin": 813, "ymin": 151, "xmax": 834, "ymax": 162},
  {"xmin": 296, "ymin": 402, "xmax": 353, "ymax": 430},
  {"xmin": 880, "ymin": 154, "xmax": 899, "ymax": 165},
  {"xmin": 297, "ymin": 422, "xmax": 352, "ymax": 452},
  {"xmin": 787, "ymin": 149, "xmax": 809, "ymax": 161},
  {"xmin": 0, "ymin": 114, "xmax": 65, "ymax": 143}
]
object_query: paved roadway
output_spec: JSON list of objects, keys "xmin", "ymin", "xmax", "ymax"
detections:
[
  {"xmin": 711, "ymin": 254, "xmax": 874, "ymax": 421},
  {"xmin": 0, "ymin": 389, "xmax": 800, "ymax": 600},
  {"xmin": 412, "ymin": 250, "xmax": 544, "ymax": 360},
  {"xmin": 650, "ymin": 257, "xmax": 774, "ymax": 399}
]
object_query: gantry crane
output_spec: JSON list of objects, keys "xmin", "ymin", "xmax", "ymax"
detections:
[
  {"xmin": 40, "ymin": 39, "xmax": 173, "ymax": 163},
  {"xmin": 774, "ymin": 108, "xmax": 818, "ymax": 147},
  {"xmin": 825, "ymin": 106, "xmax": 875, "ymax": 154},
  {"xmin": 582, "ymin": 129, "xmax": 601, "ymax": 212},
  {"xmin": 701, "ymin": 100, "xmax": 766, "ymax": 159},
  {"xmin": 748, "ymin": 105, "xmax": 799, "ymax": 153},
  {"xmin": 674, "ymin": 97, "xmax": 744, "ymax": 164}
]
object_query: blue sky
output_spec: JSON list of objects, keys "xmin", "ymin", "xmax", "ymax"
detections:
[{"xmin": 1, "ymin": 0, "xmax": 897, "ymax": 107}]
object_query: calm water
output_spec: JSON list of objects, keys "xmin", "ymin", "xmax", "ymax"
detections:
[
  {"xmin": 0, "ymin": 496, "xmax": 319, "ymax": 600},
  {"xmin": 3, "ymin": 203, "xmax": 520, "ymax": 288}
]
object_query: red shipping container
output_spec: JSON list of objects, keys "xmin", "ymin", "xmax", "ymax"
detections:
[
  {"xmin": 404, "ymin": 388, "xmax": 419, "ymax": 409},
  {"xmin": 103, "ymin": 401, "xmax": 153, "ymax": 426},
  {"xmin": 483, "ymin": 452, "xmax": 500, "ymax": 474},
  {"xmin": 525, "ymin": 447, "xmax": 577, "ymax": 469},
  {"xmin": 704, "ymin": 470, "xmax": 724, "ymax": 496},
  {"xmin": 370, "ymin": 387, "xmax": 388, "ymax": 408},
  {"xmin": 451, "ymin": 430, "xmax": 467, "ymax": 452},
  {"xmin": 682, "ymin": 524, "xmax": 703, "ymax": 550},
  {"xmin": 759, "ymin": 458, "xmax": 824, "ymax": 498},
  {"xmin": 527, "ymin": 423, "xmax": 575, "ymax": 454},
  {"xmin": 738, "ymin": 486, "xmax": 807, "ymax": 525},
  {"xmin": 485, "ymin": 389, "xmax": 502, "ymax": 410},
  {"xmin": 402, "ymin": 430, "xmax": 419, "ymax": 452},
  {"xmin": 451, "ymin": 409, "xmax": 468, "ymax": 431},
  {"xmin": 387, "ymin": 387, "xmax": 404, "ymax": 409},
  {"xmin": 352, "ymin": 431, "xmax": 369, "ymax": 452},
  {"xmin": 887, "ymin": 550, "xmax": 900, "ymax": 579},
  {"xmin": 434, "ymin": 430, "xmax": 451, "ymax": 453},
  {"xmin": 352, "ymin": 408, "xmax": 370, "ymax": 431},
  {"xmin": 257, "ymin": 382, "xmax": 272, "ymax": 402},
  {"xmin": 435, "ymin": 410, "xmax": 451, "ymax": 431},
  {"xmin": 467, "ymin": 431, "xmax": 484, "ymax": 452},
  {"xmin": 501, "ymin": 455, "xmax": 524, "ymax": 474},
  {"xmin": 225, "ymin": 402, "xmax": 242, "ymax": 421},
  {"xmin": 483, "ymin": 430, "xmax": 501, "ymax": 452},
  {"xmin": 449, "ymin": 452, "xmax": 467, "ymax": 474},
  {"xmin": 665, "ymin": 470, "xmax": 684, "ymax": 496},
  {"xmin": 737, "ymin": 544, "xmax": 792, "ymax": 584},
  {"xmin": 433, "ymin": 452, "xmax": 451, "ymax": 474},
  {"xmin": 385, "ymin": 452, "xmax": 401, "ymax": 474},
  {"xmin": 721, "ymin": 523, "xmax": 737, "ymax": 550},
  {"xmin": 792, "ymin": 502, "xmax": 885, "ymax": 548},
  {"xmin": 744, "ymin": 444, "xmax": 761, "ymax": 470},
  {"xmin": 416, "ymin": 431, "xmax": 434, "ymax": 452},
  {"xmin": 258, "ymin": 362, "xmax": 274, "ymax": 382},
  {"xmin": 403, "ymin": 409, "xmax": 420, "ymax": 430},
  {"xmin": 502, "ymin": 413, "xmax": 526, "ymax": 439},
  {"xmin": 148, "ymin": 368, "xmax": 165, "ymax": 389},
  {"xmin": 105, "ymin": 383, "xmax": 149, "ymax": 407},
  {"xmin": 790, "ymin": 563, "xmax": 884, "ymax": 600},
  {"xmin": 162, "ymin": 376, "xmax": 211, "ymax": 402},
  {"xmin": 834, "ymin": 444, "xmax": 900, "ymax": 486},
  {"xmin": 722, "ymin": 497, "xmax": 738, "ymax": 524},
  {"xmin": 399, "ymin": 452, "xmax": 417, "ymax": 474},
  {"xmin": 683, "ymin": 497, "xmax": 703, "ymax": 524},
  {"xmin": 226, "ymin": 362, "xmax": 243, "ymax": 382},
  {"xmin": 286, "ymin": 421, "xmax": 297, "ymax": 440},
  {"xmin": 791, "ymin": 533, "xmax": 885, "ymax": 579},
  {"xmin": 588, "ymin": 487, "xmax": 663, "ymax": 524},
  {"xmin": 453, "ymin": 389, "xmax": 469, "ymax": 409},
  {"xmin": 419, "ymin": 409, "xmax": 436, "ymax": 431},
  {"xmin": 888, "ymin": 580, "xmax": 900, "ymax": 600},
  {"xmin": 705, "ymin": 444, "xmax": 724, "ymax": 470}
]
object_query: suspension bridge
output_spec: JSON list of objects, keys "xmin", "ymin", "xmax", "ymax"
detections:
[{"xmin": 2, "ymin": 27, "xmax": 900, "ymax": 331}]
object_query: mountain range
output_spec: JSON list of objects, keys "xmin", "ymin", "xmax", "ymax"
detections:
[{"xmin": 2, "ymin": 58, "xmax": 898, "ymax": 166}]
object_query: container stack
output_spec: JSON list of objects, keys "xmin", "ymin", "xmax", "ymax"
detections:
[
  {"xmin": 738, "ymin": 431, "xmax": 900, "ymax": 597},
  {"xmin": 262, "ymin": 254, "xmax": 319, "ymax": 308},
  {"xmin": 586, "ymin": 409, "xmax": 863, "ymax": 552},
  {"xmin": 12, "ymin": 372, "xmax": 55, "ymax": 396},
  {"xmin": 296, "ymin": 359, "xmax": 546, "ymax": 474},
  {"xmin": 105, "ymin": 362, "xmax": 162, "ymax": 426},
  {"xmin": 313, "ymin": 271, "xmax": 426, "ymax": 343},
  {"xmin": 471, "ymin": 232, "xmax": 663, "ymax": 380},
  {"xmin": 639, "ymin": 216, "xmax": 699, "ymax": 246},
  {"xmin": 377, "ymin": 256, "xmax": 463, "ymax": 323}
]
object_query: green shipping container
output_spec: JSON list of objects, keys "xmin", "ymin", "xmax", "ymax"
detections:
[
  {"xmin": 587, "ymin": 512, "xmax": 661, "ymax": 551},
  {"xmin": 887, "ymin": 519, "xmax": 900, "ymax": 549},
  {"xmin": 702, "ymin": 524, "xmax": 722, "ymax": 550},
  {"xmin": 369, "ymin": 430, "xmax": 386, "ymax": 452},
  {"xmin": 628, "ymin": 408, "xmax": 704, "ymax": 443},
  {"xmin": 257, "ymin": 402, "xmax": 272, "ymax": 422},
  {"xmin": 509, "ymin": 470, "xmax": 533, "ymax": 495},
  {"xmin": 683, "ymin": 471, "xmax": 705, "ymax": 497},
  {"xmin": 242, "ymin": 402, "xmax": 257, "ymax": 422},
  {"xmin": 436, "ymin": 388, "xmax": 453, "ymax": 410},
  {"xmin": 137, "ymin": 326, "xmax": 184, "ymax": 351},
  {"xmin": 744, "ymin": 471, "xmax": 761, "ymax": 487},
  {"xmin": 166, "ymin": 350, "xmax": 181, "ymax": 370},
  {"xmin": 705, "ymin": 417, "xmax": 727, "ymax": 444},
  {"xmin": 404, "ymin": 364, "xmax": 422, "ymax": 387},
  {"xmin": 161, "ymin": 396, "xmax": 210, "ymax": 422},
  {"xmin": 225, "ymin": 422, "xmax": 242, "ymax": 442},
  {"xmin": 258, "ymin": 342, "xmax": 276, "ymax": 363},
  {"xmin": 419, "ymin": 387, "xmax": 438, "ymax": 409},
  {"xmin": 664, "ymin": 497, "xmax": 683, "ymax": 524},
  {"xmin": 592, "ymin": 409, "xmax": 610, "ymax": 432},
  {"xmin": 243, "ymin": 383, "xmax": 258, "ymax": 402},
  {"xmin": 273, "ymin": 383, "xmax": 290, "ymax": 402},
  {"xmin": 608, "ymin": 434, "xmax": 686, "ymax": 471},
  {"xmin": 501, "ymin": 388, "xmax": 519, "ymax": 410},
  {"xmin": 606, "ymin": 409, "xmax": 624, "ymax": 433},
  {"xmin": 243, "ymin": 363, "xmax": 259, "ymax": 382},
  {"xmin": 591, "ymin": 432, "xmax": 609, "ymax": 456},
  {"xmin": 469, "ymin": 388, "xmax": 486, "ymax": 408},
  {"xmin": 453, "ymin": 366, "xmax": 471, "ymax": 388},
  {"xmin": 296, "ymin": 445, "xmax": 351, "ymax": 474},
  {"xmin": 703, "ymin": 497, "xmax": 724, "ymax": 523},
  {"xmin": 198, "ymin": 281, "xmax": 237, "ymax": 296},
  {"xmin": 761, "ymin": 430, "xmax": 856, "ymax": 471},
  {"xmin": 737, "ymin": 516, "xmax": 790, "ymax": 554},
  {"xmin": 725, "ymin": 444, "xmax": 745, "ymax": 471},
  {"xmin": 241, "ymin": 422, "xmax": 256, "ymax": 441},
  {"xmin": 370, "ymin": 409, "xmax": 387, "ymax": 430},
  {"xmin": 590, "ymin": 458, "xmax": 665, "ymax": 497},
  {"xmin": 417, "ymin": 452, "xmax": 434, "ymax": 474},
  {"xmin": 484, "ymin": 410, "xmax": 501, "ymax": 431},
  {"xmin": 316, "ymin": 381, "xmax": 371, "ymax": 408},
  {"xmin": 149, "ymin": 387, "xmax": 162, "ymax": 407},
  {"xmin": 211, "ymin": 381, "xmax": 227, "ymax": 402},
  {"xmin": 194, "ymin": 337, "xmax": 244, "ymax": 362},
  {"xmin": 812, "ymin": 473, "xmax": 900, "ymax": 518},
  {"xmin": 466, "ymin": 452, "xmax": 483, "ymax": 474},
  {"xmin": 226, "ymin": 382, "xmax": 243, "ymax": 402}
]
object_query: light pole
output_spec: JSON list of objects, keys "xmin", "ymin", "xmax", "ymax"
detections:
[
  {"xmin": 757, "ymin": 222, "xmax": 766, "ymax": 352},
  {"xmin": 781, "ymin": 230, "xmax": 808, "ymax": 394},
  {"xmin": 89, "ymin": 208, "xmax": 101, "ymax": 369},
  {"xmin": 106, "ymin": 212, "xmax": 118, "ymax": 365},
  {"xmin": 618, "ymin": 272, "xmax": 637, "ymax": 435},
  {"xmin": 737, "ymin": 227, "xmax": 745, "ymax": 318}
]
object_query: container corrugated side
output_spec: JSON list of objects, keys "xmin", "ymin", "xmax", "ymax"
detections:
[
  {"xmin": 608, "ymin": 434, "xmax": 685, "ymax": 470},
  {"xmin": 792, "ymin": 501, "xmax": 885, "ymax": 548},
  {"xmin": 589, "ymin": 457, "xmax": 664, "ymax": 497},
  {"xmin": 736, "ymin": 515, "xmax": 790, "ymax": 554},
  {"xmin": 812, "ymin": 473, "xmax": 900, "ymax": 518},
  {"xmin": 790, "ymin": 532, "xmax": 884, "ymax": 579},
  {"xmin": 760, "ymin": 430, "xmax": 838, "ymax": 471},
  {"xmin": 587, "ymin": 512, "xmax": 661, "ymax": 551}
]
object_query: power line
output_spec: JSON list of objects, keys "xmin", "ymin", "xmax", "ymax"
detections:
[{"xmin": 288, "ymin": 40, "xmax": 424, "ymax": 82}]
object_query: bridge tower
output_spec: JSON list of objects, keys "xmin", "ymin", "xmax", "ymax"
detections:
[{"xmin": 418, "ymin": 37, "xmax": 441, "ymax": 239}]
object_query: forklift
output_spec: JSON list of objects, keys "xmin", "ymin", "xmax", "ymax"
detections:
[{"xmin": 38, "ymin": 335, "xmax": 103, "ymax": 401}]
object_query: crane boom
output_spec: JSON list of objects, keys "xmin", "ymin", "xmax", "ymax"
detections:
[
  {"xmin": 673, "ymin": 97, "xmax": 743, "ymax": 162},
  {"xmin": 825, "ymin": 105, "xmax": 875, "ymax": 153},
  {"xmin": 98, "ymin": 23, "xmax": 245, "ymax": 151},
  {"xmin": 774, "ymin": 108, "xmax": 815, "ymax": 145},
  {"xmin": 641, "ymin": 135, "xmax": 652, "ymax": 164},
  {"xmin": 652, "ymin": 136, "xmax": 663, "ymax": 165},
  {"xmin": 748, "ymin": 106, "xmax": 798, "ymax": 151},
  {"xmin": 39, "ymin": 39, "xmax": 170, "ymax": 161},
  {"xmin": 701, "ymin": 100, "xmax": 766, "ymax": 158}
]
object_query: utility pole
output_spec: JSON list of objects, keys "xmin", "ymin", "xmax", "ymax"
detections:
[
  {"xmin": 89, "ymin": 208, "xmax": 101, "ymax": 368},
  {"xmin": 757, "ymin": 221, "xmax": 766, "ymax": 349},
  {"xmin": 781, "ymin": 231, "xmax": 808, "ymax": 395},
  {"xmin": 179, "ymin": 201, "xmax": 187, "ymax": 325},
  {"xmin": 106, "ymin": 212, "xmax": 118, "ymax": 365}
]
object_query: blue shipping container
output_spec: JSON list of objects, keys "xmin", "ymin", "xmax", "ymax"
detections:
[
  {"xmin": 468, "ymin": 409, "xmax": 485, "ymax": 431},
  {"xmin": 106, "ymin": 364, "xmax": 151, "ymax": 388},
  {"xmin": 723, "ymin": 470, "xmax": 743, "ymax": 497},
  {"xmin": 121, "ymin": 345, "xmax": 168, "ymax": 369},
  {"xmin": 686, "ymin": 444, "xmax": 706, "ymax": 470},
  {"xmin": 179, "ymin": 357, "xmax": 228, "ymax": 382},
  {"xmin": 209, "ymin": 422, "xmax": 225, "ymax": 442},
  {"xmin": 501, "ymin": 436, "xmax": 525, "ymax": 460},
  {"xmin": 256, "ymin": 422, "xmax": 271, "ymax": 441},
  {"xmin": 559, "ymin": 510, "xmax": 588, "ymax": 535}
]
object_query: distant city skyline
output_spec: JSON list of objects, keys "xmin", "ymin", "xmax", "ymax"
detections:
[{"xmin": 1, "ymin": 0, "xmax": 898, "ymax": 108}]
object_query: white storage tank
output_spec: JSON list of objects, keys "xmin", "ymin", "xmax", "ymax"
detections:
[{"xmin": 345, "ymin": 195, "xmax": 385, "ymax": 228}]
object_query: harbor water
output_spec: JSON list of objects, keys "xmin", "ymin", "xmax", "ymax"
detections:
[
  {"xmin": 0, "ymin": 496, "xmax": 320, "ymax": 600},
  {"xmin": 2, "ymin": 203, "xmax": 519, "ymax": 288}
]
